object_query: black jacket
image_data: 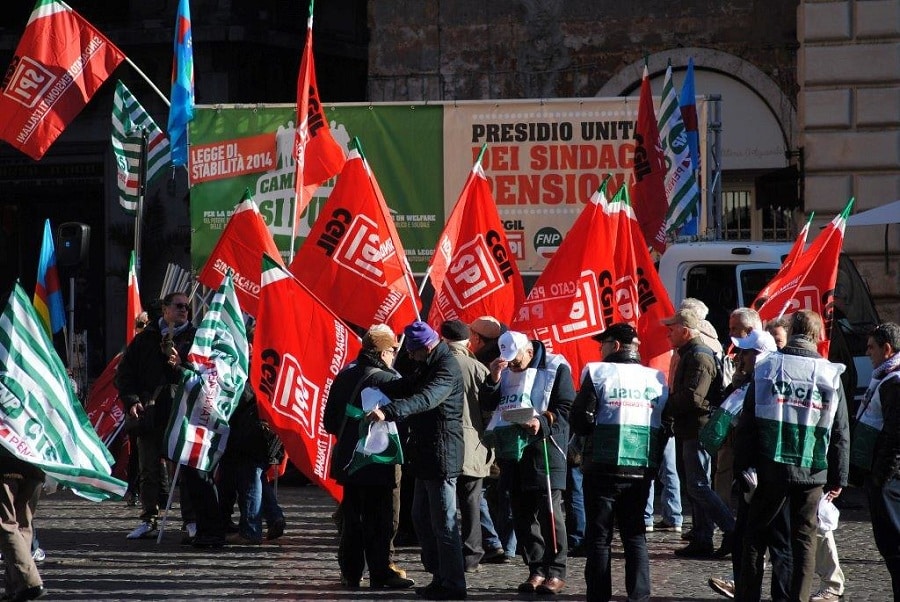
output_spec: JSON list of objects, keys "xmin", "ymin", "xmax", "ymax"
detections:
[
  {"xmin": 734, "ymin": 336, "xmax": 850, "ymax": 490},
  {"xmin": 323, "ymin": 350, "xmax": 400, "ymax": 485},
  {"xmin": 570, "ymin": 348, "xmax": 655, "ymax": 479},
  {"xmin": 872, "ymin": 370, "xmax": 900, "ymax": 486},
  {"xmin": 225, "ymin": 380, "xmax": 285, "ymax": 466},
  {"xmin": 115, "ymin": 319, "xmax": 196, "ymax": 434},
  {"xmin": 378, "ymin": 341, "xmax": 465, "ymax": 480},
  {"xmin": 480, "ymin": 340, "xmax": 574, "ymax": 490}
]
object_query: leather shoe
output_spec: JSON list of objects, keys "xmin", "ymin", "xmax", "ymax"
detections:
[
  {"xmin": 370, "ymin": 574, "xmax": 415, "ymax": 589},
  {"xmin": 536, "ymin": 577, "xmax": 566, "ymax": 595},
  {"xmin": 517, "ymin": 574, "xmax": 546, "ymax": 593},
  {"xmin": 674, "ymin": 541, "xmax": 715, "ymax": 558},
  {"xmin": 713, "ymin": 530, "xmax": 734, "ymax": 558}
]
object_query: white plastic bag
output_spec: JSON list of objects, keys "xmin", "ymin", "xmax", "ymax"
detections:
[{"xmin": 817, "ymin": 495, "xmax": 840, "ymax": 533}]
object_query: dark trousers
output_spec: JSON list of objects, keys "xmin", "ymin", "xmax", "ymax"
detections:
[
  {"xmin": 456, "ymin": 475, "xmax": 484, "ymax": 570},
  {"xmin": 339, "ymin": 481, "xmax": 396, "ymax": 582},
  {"xmin": 182, "ymin": 466, "xmax": 223, "ymax": 537},
  {"xmin": 503, "ymin": 464, "xmax": 567, "ymax": 580},
  {"xmin": 740, "ymin": 482, "xmax": 819, "ymax": 602},
  {"xmin": 136, "ymin": 432, "xmax": 169, "ymax": 522},
  {"xmin": 866, "ymin": 476, "xmax": 900, "ymax": 600},
  {"xmin": 583, "ymin": 473, "xmax": 650, "ymax": 602},
  {"xmin": 732, "ymin": 492, "xmax": 792, "ymax": 600}
]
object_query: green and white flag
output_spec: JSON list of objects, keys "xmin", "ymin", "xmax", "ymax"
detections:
[
  {"xmin": 345, "ymin": 387, "xmax": 403, "ymax": 475},
  {"xmin": 112, "ymin": 80, "xmax": 171, "ymax": 215},
  {"xmin": 658, "ymin": 64, "xmax": 701, "ymax": 234},
  {"xmin": 0, "ymin": 283, "xmax": 126, "ymax": 502},
  {"xmin": 165, "ymin": 273, "xmax": 248, "ymax": 472}
]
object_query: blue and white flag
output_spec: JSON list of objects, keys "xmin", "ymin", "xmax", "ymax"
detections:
[{"xmin": 658, "ymin": 64, "xmax": 701, "ymax": 235}]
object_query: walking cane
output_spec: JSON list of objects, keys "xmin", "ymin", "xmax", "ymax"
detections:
[{"xmin": 541, "ymin": 437, "xmax": 558, "ymax": 554}]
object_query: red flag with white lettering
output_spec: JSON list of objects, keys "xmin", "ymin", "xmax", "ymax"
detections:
[
  {"xmin": 252, "ymin": 255, "xmax": 360, "ymax": 502},
  {"xmin": 512, "ymin": 182, "xmax": 674, "ymax": 381},
  {"xmin": 427, "ymin": 157, "xmax": 524, "ymax": 328},
  {"xmin": 0, "ymin": 0, "xmax": 125, "ymax": 160},
  {"xmin": 293, "ymin": 9, "xmax": 346, "ymax": 219},
  {"xmin": 752, "ymin": 212, "xmax": 814, "ymax": 310},
  {"xmin": 197, "ymin": 191, "xmax": 283, "ymax": 317},
  {"xmin": 755, "ymin": 199, "xmax": 853, "ymax": 356},
  {"xmin": 630, "ymin": 66, "xmax": 669, "ymax": 254},
  {"xmin": 289, "ymin": 147, "xmax": 421, "ymax": 332},
  {"xmin": 84, "ymin": 353, "xmax": 130, "ymax": 479}
]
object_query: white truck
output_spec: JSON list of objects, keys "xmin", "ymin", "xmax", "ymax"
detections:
[{"xmin": 657, "ymin": 241, "xmax": 880, "ymax": 401}]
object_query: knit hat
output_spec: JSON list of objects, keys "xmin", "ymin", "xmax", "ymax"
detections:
[
  {"xmin": 362, "ymin": 327, "xmax": 399, "ymax": 352},
  {"xmin": 469, "ymin": 316, "xmax": 503, "ymax": 340},
  {"xmin": 440, "ymin": 319, "xmax": 470, "ymax": 342},
  {"xmin": 403, "ymin": 321, "xmax": 440, "ymax": 351},
  {"xmin": 498, "ymin": 331, "xmax": 530, "ymax": 362}
]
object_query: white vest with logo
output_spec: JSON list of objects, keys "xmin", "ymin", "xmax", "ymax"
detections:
[{"xmin": 851, "ymin": 371, "xmax": 900, "ymax": 469}]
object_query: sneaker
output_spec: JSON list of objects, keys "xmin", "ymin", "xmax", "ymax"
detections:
[
  {"xmin": 126, "ymin": 521, "xmax": 157, "ymax": 540},
  {"xmin": 31, "ymin": 548, "xmax": 45, "ymax": 563},
  {"xmin": 645, "ymin": 523, "xmax": 654, "ymax": 533},
  {"xmin": 653, "ymin": 520, "xmax": 683, "ymax": 533},
  {"xmin": 810, "ymin": 589, "xmax": 842, "ymax": 602},
  {"xmin": 180, "ymin": 522, "xmax": 198, "ymax": 545},
  {"xmin": 674, "ymin": 541, "xmax": 715, "ymax": 558},
  {"xmin": 708, "ymin": 577, "xmax": 735, "ymax": 599}
]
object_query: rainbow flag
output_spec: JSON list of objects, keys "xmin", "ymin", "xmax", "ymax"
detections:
[{"xmin": 33, "ymin": 219, "xmax": 66, "ymax": 336}]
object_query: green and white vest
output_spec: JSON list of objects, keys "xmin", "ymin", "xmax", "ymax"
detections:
[
  {"xmin": 582, "ymin": 362, "xmax": 668, "ymax": 468},
  {"xmin": 851, "ymin": 371, "xmax": 900, "ymax": 470},
  {"xmin": 753, "ymin": 354, "xmax": 844, "ymax": 470},
  {"xmin": 485, "ymin": 352, "xmax": 568, "ymax": 461}
]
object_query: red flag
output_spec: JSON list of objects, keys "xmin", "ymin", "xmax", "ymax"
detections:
[
  {"xmin": 252, "ymin": 255, "xmax": 361, "ymax": 502},
  {"xmin": 630, "ymin": 66, "xmax": 669, "ymax": 254},
  {"xmin": 427, "ymin": 157, "xmax": 524, "ymax": 328},
  {"xmin": 293, "ymin": 9, "xmax": 346, "ymax": 219},
  {"xmin": 0, "ymin": 0, "xmax": 125, "ymax": 160},
  {"xmin": 85, "ymin": 353, "xmax": 127, "ymax": 446},
  {"xmin": 752, "ymin": 213, "xmax": 814, "ymax": 310},
  {"xmin": 289, "ymin": 148, "xmax": 421, "ymax": 332},
  {"xmin": 197, "ymin": 191, "xmax": 283, "ymax": 317},
  {"xmin": 755, "ymin": 199, "xmax": 854, "ymax": 356},
  {"xmin": 126, "ymin": 250, "xmax": 142, "ymax": 346},
  {"xmin": 512, "ymin": 182, "xmax": 674, "ymax": 381}
]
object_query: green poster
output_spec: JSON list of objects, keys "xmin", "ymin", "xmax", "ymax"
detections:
[{"xmin": 189, "ymin": 104, "xmax": 444, "ymax": 273}]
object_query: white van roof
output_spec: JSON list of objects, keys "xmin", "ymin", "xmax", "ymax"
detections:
[{"xmin": 659, "ymin": 241, "xmax": 794, "ymax": 266}]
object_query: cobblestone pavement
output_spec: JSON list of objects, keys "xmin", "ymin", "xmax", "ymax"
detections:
[{"xmin": 24, "ymin": 483, "xmax": 889, "ymax": 601}]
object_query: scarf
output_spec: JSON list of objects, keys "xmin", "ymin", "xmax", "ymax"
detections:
[
  {"xmin": 864, "ymin": 352, "xmax": 900, "ymax": 404},
  {"xmin": 158, "ymin": 318, "xmax": 191, "ymax": 339}
]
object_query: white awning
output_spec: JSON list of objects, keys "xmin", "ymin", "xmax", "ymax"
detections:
[{"xmin": 847, "ymin": 200, "xmax": 900, "ymax": 226}]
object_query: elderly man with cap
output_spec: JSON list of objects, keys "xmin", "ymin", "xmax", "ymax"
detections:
[
  {"xmin": 439, "ymin": 319, "xmax": 496, "ymax": 572},
  {"xmin": 368, "ymin": 320, "xmax": 467, "ymax": 601},
  {"xmin": 323, "ymin": 325, "xmax": 414, "ymax": 591},
  {"xmin": 479, "ymin": 330, "xmax": 574, "ymax": 595},
  {"xmin": 662, "ymin": 308, "xmax": 736, "ymax": 559},
  {"xmin": 570, "ymin": 322, "xmax": 668, "ymax": 602}
]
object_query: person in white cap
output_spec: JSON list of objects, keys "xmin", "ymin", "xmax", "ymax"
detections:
[{"xmin": 479, "ymin": 330, "xmax": 574, "ymax": 596}]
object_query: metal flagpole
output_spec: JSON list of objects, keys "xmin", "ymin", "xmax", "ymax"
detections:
[
  {"xmin": 134, "ymin": 130, "xmax": 149, "ymax": 284},
  {"xmin": 124, "ymin": 57, "xmax": 171, "ymax": 108}
]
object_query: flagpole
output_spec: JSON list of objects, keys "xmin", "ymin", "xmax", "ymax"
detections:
[
  {"xmin": 134, "ymin": 130, "xmax": 149, "ymax": 284},
  {"xmin": 156, "ymin": 463, "xmax": 181, "ymax": 544},
  {"xmin": 124, "ymin": 57, "xmax": 171, "ymax": 107},
  {"xmin": 289, "ymin": 0, "xmax": 317, "ymax": 265}
]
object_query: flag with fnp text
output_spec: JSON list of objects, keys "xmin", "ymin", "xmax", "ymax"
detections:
[
  {"xmin": 165, "ymin": 273, "xmax": 248, "ymax": 471},
  {"xmin": 0, "ymin": 283, "xmax": 127, "ymax": 501}
]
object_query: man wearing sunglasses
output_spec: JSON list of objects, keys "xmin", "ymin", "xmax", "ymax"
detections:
[
  {"xmin": 117, "ymin": 292, "xmax": 200, "ymax": 542},
  {"xmin": 480, "ymin": 330, "xmax": 574, "ymax": 596}
]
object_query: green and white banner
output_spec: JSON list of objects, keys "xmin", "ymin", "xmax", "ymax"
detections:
[
  {"xmin": 0, "ymin": 283, "xmax": 127, "ymax": 501},
  {"xmin": 189, "ymin": 99, "xmax": 708, "ymax": 273}
]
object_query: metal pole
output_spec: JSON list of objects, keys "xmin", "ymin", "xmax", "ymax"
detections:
[
  {"xmin": 68, "ymin": 276, "xmax": 75, "ymax": 367},
  {"xmin": 134, "ymin": 131, "xmax": 148, "ymax": 284},
  {"xmin": 707, "ymin": 95, "xmax": 723, "ymax": 239}
]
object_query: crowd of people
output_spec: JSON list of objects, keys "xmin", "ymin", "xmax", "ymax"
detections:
[{"xmin": 1, "ymin": 291, "xmax": 898, "ymax": 602}]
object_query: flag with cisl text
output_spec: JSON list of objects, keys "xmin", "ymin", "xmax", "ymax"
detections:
[
  {"xmin": 252, "ymin": 255, "xmax": 360, "ymax": 502},
  {"xmin": 658, "ymin": 64, "xmax": 701, "ymax": 235},
  {"xmin": 293, "ymin": 4, "xmax": 346, "ymax": 218},
  {"xmin": 427, "ymin": 154, "xmax": 524, "ymax": 328},
  {"xmin": 0, "ymin": 283, "xmax": 127, "ymax": 501},
  {"xmin": 512, "ymin": 181, "xmax": 674, "ymax": 382},
  {"xmin": 165, "ymin": 273, "xmax": 248, "ymax": 471},
  {"xmin": 197, "ymin": 190, "xmax": 283, "ymax": 317},
  {"xmin": 289, "ymin": 147, "xmax": 421, "ymax": 333},
  {"xmin": 755, "ymin": 199, "xmax": 854, "ymax": 357},
  {"xmin": 0, "ymin": 0, "xmax": 125, "ymax": 160}
]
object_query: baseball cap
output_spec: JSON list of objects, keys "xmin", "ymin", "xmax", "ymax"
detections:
[
  {"xmin": 661, "ymin": 308, "xmax": 701, "ymax": 330},
  {"xmin": 731, "ymin": 329, "xmax": 777, "ymax": 354},
  {"xmin": 591, "ymin": 323, "xmax": 638, "ymax": 345},
  {"xmin": 498, "ymin": 331, "xmax": 530, "ymax": 362}
]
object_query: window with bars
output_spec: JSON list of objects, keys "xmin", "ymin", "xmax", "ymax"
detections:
[{"xmin": 721, "ymin": 187, "xmax": 796, "ymax": 241}]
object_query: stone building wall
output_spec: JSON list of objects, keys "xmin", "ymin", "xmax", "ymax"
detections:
[{"xmin": 798, "ymin": 0, "xmax": 900, "ymax": 321}]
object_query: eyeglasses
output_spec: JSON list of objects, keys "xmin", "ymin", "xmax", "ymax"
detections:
[
  {"xmin": 383, "ymin": 348, "xmax": 397, "ymax": 355},
  {"xmin": 168, "ymin": 302, "xmax": 189, "ymax": 310},
  {"xmin": 508, "ymin": 357, "xmax": 525, "ymax": 369}
]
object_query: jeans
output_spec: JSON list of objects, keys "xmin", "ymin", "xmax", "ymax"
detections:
[
  {"xmin": 866, "ymin": 475, "xmax": 900, "ymax": 600},
  {"xmin": 456, "ymin": 476, "xmax": 484, "ymax": 570},
  {"xmin": 584, "ymin": 474, "xmax": 651, "ymax": 602},
  {"xmin": 261, "ymin": 475, "xmax": 284, "ymax": 525},
  {"xmin": 681, "ymin": 438, "xmax": 734, "ymax": 543},
  {"xmin": 566, "ymin": 465, "xmax": 586, "ymax": 548},
  {"xmin": 489, "ymin": 475, "xmax": 518, "ymax": 559},
  {"xmin": 234, "ymin": 459, "xmax": 266, "ymax": 541},
  {"xmin": 740, "ymin": 482, "xmax": 819, "ymax": 602},
  {"xmin": 644, "ymin": 436, "xmax": 682, "ymax": 527},
  {"xmin": 479, "ymin": 490, "xmax": 502, "ymax": 552},
  {"xmin": 412, "ymin": 477, "xmax": 466, "ymax": 592}
]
